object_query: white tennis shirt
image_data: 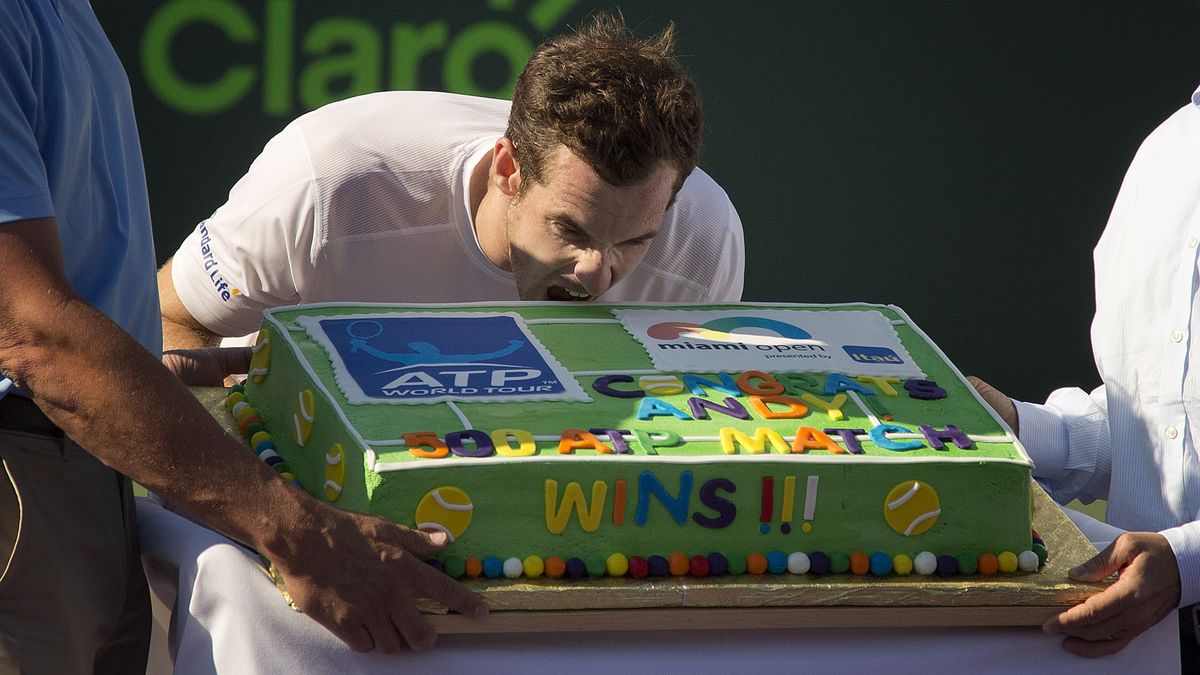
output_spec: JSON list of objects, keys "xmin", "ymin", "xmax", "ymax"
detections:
[
  {"xmin": 1015, "ymin": 85, "xmax": 1200, "ymax": 607},
  {"xmin": 170, "ymin": 91, "xmax": 745, "ymax": 339}
]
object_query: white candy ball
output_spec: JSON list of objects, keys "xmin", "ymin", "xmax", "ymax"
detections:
[
  {"xmin": 503, "ymin": 557, "xmax": 524, "ymax": 579},
  {"xmin": 787, "ymin": 552, "xmax": 811, "ymax": 575},
  {"xmin": 913, "ymin": 551, "xmax": 938, "ymax": 575},
  {"xmin": 1018, "ymin": 550, "xmax": 1040, "ymax": 572}
]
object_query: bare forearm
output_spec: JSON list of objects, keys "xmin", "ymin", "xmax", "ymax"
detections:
[
  {"xmin": 163, "ymin": 313, "xmax": 220, "ymax": 350},
  {"xmin": 0, "ymin": 219, "xmax": 487, "ymax": 650},
  {"xmin": 3, "ymin": 294, "xmax": 304, "ymax": 554},
  {"xmin": 158, "ymin": 256, "xmax": 222, "ymax": 351}
]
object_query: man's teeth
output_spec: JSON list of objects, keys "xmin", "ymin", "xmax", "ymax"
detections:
[{"xmin": 547, "ymin": 286, "xmax": 591, "ymax": 301}]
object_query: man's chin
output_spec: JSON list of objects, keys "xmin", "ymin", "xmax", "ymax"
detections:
[{"xmin": 514, "ymin": 286, "xmax": 546, "ymax": 302}]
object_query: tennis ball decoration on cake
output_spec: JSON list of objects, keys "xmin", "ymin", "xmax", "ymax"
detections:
[
  {"xmin": 293, "ymin": 389, "xmax": 315, "ymax": 447},
  {"xmin": 415, "ymin": 486, "xmax": 474, "ymax": 542},
  {"xmin": 883, "ymin": 480, "xmax": 941, "ymax": 536},
  {"xmin": 248, "ymin": 328, "xmax": 271, "ymax": 383},
  {"xmin": 324, "ymin": 443, "xmax": 345, "ymax": 502},
  {"xmin": 638, "ymin": 375, "xmax": 684, "ymax": 396}
]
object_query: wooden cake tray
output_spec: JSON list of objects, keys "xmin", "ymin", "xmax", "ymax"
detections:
[{"xmin": 194, "ymin": 386, "xmax": 1107, "ymax": 633}]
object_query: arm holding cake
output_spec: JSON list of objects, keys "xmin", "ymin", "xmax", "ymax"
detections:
[
  {"xmin": 159, "ymin": 255, "xmax": 253, "ymax": 384},
  {"xmin": 0, "ymin": 220, "xmax": 488, "ymax": 652},
  {"xmin": 967, "ymin": 84, "xmax": 1200, "ymax": 659},
  {"xmin": 158, "ymin": 258, "xmax": 251, "ymax": 385},
  {"xmin": 0, "ymin": 3, "xmax": 486, "ymax": 662},
  {"xmin": 973, "ymin": 376, "xmax": 1183, "ymax": 657}
]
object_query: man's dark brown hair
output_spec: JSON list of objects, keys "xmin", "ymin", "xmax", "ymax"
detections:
[{"xmin": 506, "ymin": 12, "xmax": 703, "ymax": 195}]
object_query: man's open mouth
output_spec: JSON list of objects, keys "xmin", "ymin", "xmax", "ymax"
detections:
[{"xmin": 546, "ymin": 286, "xmax": 592, "ymax": 301}]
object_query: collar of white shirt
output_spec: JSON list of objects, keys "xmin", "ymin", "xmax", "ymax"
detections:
[{"xmin": 1192, "ymin": 83, "xmax": 1200, "ymax": 107}]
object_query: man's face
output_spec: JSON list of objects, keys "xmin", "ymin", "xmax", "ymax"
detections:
[{"xmin": 504, "ymin": 145, "xmax": 677, "ymax": 301}]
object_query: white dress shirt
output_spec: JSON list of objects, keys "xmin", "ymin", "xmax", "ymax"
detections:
[{"xmin": 1015, "ymin": 84, "xmax": 1200, "ymax": 606}]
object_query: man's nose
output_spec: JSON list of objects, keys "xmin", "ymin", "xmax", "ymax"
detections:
[{"xmin": 574, "ymin": 248, "xmax": 613, "ymax": 297}]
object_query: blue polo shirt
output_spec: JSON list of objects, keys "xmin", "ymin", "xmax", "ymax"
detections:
[{"xmin": 0, "ymin": 0, "xmax": 161, "ymax": 363}]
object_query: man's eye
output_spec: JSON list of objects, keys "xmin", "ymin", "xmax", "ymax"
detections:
[{"xmin": 556, "ymin": 224, "xmax": 586, "ymax": 241}]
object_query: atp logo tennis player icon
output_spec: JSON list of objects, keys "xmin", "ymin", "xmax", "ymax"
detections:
[{"xmin": 346, "ymin": 320, "xmax": 525, "ymax": 366}]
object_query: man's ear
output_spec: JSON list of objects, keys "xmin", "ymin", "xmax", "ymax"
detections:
[{"xmin": 491, "ymin": 137, "xmax": 521, "ymax": 198}]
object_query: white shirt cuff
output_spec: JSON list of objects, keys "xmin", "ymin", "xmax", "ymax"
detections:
[
  {"xmin": 1161, "ymin": 523, "xmax": 1200, "ymax": 607},
  {"xmin": 1013, "ymin": 399, "xmax": 1069, "ymax": 475}
]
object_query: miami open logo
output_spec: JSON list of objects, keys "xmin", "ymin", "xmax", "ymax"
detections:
[
  {"xmin": 298, "ymin": 313, "xmax": 588, "ymax": 405},
  {"xmin": 614, "ymin": 308, "xmax": 923, "ymax": 377},
  {"xmin": 646, "ymin": 316, "xmax": 814, "ymax": 346}
]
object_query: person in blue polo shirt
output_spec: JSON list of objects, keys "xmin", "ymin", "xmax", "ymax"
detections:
[{"xmin": 0, "ymin": 1, "xmax": 484, "ymax": 670}]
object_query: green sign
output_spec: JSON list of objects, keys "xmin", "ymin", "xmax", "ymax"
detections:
[{"xmin": 140, "ymin": 0, "xmax": 578, "ymax": 115}]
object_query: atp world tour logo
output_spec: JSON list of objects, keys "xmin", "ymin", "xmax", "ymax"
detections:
[{"xmin": 299, "ymin": 313, "xmax": 588, "ymax": 405}]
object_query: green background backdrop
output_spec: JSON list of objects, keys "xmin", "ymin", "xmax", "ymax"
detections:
[{"xmin": 95, "ymin": 0, "xmax": 1200, "ymax": 417}]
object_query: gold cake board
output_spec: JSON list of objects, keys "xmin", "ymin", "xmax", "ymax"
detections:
[
  {"xmin": 194, "ymin": 386, "xmax": 1107, "ymax": 632},
  {"xmin": 421, "ymin": 484, "xmax": 1104, "ymax": 632}
]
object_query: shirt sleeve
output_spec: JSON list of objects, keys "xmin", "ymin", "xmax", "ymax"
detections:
[
  {"xmin": 1013, "ymin": 385, "xmax": 1112, "ymax": 505},
  {"xmin": 704, "ymin": 197, "xmax": 745, "ymax": 302},
  {"xmin": 169, "ymin": 123, "xmax": 317, "ymax": 337},
  {"xmin": 1161, "ymin": 522, "xmax": 1200, "ymax": 607},
  {"xmin": 0, "ymin": 4, "xmax": 54, "ymax": 224},
  {"xmin": 1020, "ymin": 388, "xmax": 1200, "ymax": 608}
]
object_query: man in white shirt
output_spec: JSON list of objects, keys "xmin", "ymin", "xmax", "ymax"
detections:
[
  {"xmin": 971, "ymin": 84, "xmax": 1200, "ymax": 663},
  {"xmin": 158, "ymin": 14, "xmax": 744, "ymax": 369}
]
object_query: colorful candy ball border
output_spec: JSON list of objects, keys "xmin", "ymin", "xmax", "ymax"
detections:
[{"xmin": 423, "ymin": 534, "xmax": 1047, "ymax": 581}]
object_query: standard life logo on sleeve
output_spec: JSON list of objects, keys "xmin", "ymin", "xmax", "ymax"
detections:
[{"xmin": 298, "ymin": 312, "xmax": 588, "ymax": 405}]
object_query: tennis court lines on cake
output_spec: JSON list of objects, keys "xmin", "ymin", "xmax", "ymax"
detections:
[{"xmin": 265, "ymin": 302, "xmax": 1021, "ymax": 468}]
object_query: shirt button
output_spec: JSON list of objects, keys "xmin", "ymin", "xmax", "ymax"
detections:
[
  {"xmin": 1171, "ymin": 330, "xmax": 1184, "ymax": 343},
  {"xmin": 1167, "ymin": 426, "xmax": 1179, "ymax": 439},
  {"xmin": 1188, "ymin": 237, "xmax": 1199, "ymax": 248}
]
